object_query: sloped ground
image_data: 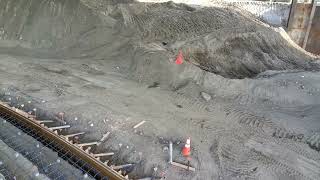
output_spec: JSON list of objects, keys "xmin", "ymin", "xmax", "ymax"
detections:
[{"xmin": 0, "ymin": 0, "xmax": 319, "ymax": 179}]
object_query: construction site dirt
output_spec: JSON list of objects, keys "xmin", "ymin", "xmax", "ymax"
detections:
[{"xmin": 0, "ymin": 0, "xmax": 320, "ymax": 179}]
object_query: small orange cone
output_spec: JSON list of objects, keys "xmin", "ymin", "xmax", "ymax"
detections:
[
  {"xmin": 182, "ymin": 137, "xmax": 191, "ymax": 157},
  {"xmin": 175, "ymin": 51, "xmax": 184, "ymax": 65}
]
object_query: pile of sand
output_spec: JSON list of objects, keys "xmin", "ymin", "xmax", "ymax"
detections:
[
  {"xmin": 0, "ymin": 0, "xmax": 320, "ymax": 179},
  {"xmin": 0, "ymin": 0, "xmax": 318, "ymax": 79}
]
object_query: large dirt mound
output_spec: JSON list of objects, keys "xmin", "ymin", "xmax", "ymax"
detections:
[
  {"xmin": 1, "ymin": 1, "xmax": 320, "ymax": 179},
  {"xmin": 0, "ymin": 0, "xmax": 318, "ymax": 79}
]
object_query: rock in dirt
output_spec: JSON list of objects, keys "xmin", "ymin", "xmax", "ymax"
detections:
[
  {"xmin": 163, "ymin": 146, "xmax": 169, "ymax": 152},
  {"xmin": 201, "ymin": 92, "xmax": 211, "ymax": 101}
]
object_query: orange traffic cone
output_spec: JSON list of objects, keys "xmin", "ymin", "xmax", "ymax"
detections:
[
  {"xmin": 175, "ymin": 51, "xmax": 184, "ymax": 65},
  {"xmin": 182, "ymin": 137, "xmax": 191, "ymax": 157}
]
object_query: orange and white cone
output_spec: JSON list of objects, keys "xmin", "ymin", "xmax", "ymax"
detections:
[{"xmin": 182, "ymin": 137, "xmax": 191, "ymax": 157}]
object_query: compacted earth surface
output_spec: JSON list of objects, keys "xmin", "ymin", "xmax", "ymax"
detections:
[{"xmin": 0, "ymin": 0, "xmax": 320, "ymax": 179}]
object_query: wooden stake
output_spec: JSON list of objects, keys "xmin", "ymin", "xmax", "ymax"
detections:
[
  {"xmin": 92, "ymin": 152, "xmax": 114, "ymax": 157},
  {"xmin": 62, "ymin": 132, "xmax": 85, "ymax": 139},
  {"xmin": 37, "ymin": 120, "xmax": 54, "ymax": 124},
  {"xmin": 98, "ymin": 132, "xmax": 110, "ymax": 145},
  {"xmin": 76, "ymin": 142, "xmax": 98, "ymax": 147},
  {"xmin": 170, "ymin": 161, "xmax": 195, "ymax": 171},
  {"xmin": 112, "ymin": 164, "xmax": 133, "ymax": 170},
  {"xmin": 48, "ymin": 125, "xmax": 71, "ymax": 131},
  {"xmin": 85, "ymin": 147, "xmax": 92, "ymax": 153},
  {"xmin": 133, "ymin": 121, "xmax": 146, "ymax": 129}
]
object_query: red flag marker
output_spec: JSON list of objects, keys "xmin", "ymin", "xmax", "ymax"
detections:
[{"xmin": 175, "ymin": 51, "xmax": 184, "ymax": 65}]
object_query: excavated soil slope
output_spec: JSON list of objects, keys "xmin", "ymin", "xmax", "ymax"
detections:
[
  {"xmin": 0, "ymin": 0, "xmax": 318, "ymax": 79},
  {"xmin": 0, "ymin": 0, "xmax": 320, "ymax": 179}
]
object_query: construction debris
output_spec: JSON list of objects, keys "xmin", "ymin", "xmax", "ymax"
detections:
[
  {"xmin": 93, "ymin": 152, "xmax": 114, "ymax": 157},
  {"xmin": 200, "ymin": 92, "xmax": 211, "ymax": 102},
  {"xmin": 170, "ymin": 161, "xmax": 195, "ymax": 172},
  {"xmin": 48, "ymin": 125, "xmax": 71, "ymax": 131},
  {"xmin": 133, "ymin": 121, "xmax": 146, "ymax": 129},
  {"xmin": 62, "ymin": 132, "xmax": 85, "ymax": 139},
  {"xmin": 111, "ymin": 164, "xmax": 133, "ymax": 170},
  {"xmin": 97, "ymin": 132, "xmax": 110, "ymax": 145},
  {"xmin": 76, "ymin": 142, "xmax": 99, "ymax": 147},
  {"xmin": 36, "ymin": 120, "xmax": 54, "ymax": 124}
]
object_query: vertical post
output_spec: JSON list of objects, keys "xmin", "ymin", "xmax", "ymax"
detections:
[
  {"xmin": 287, "ymin": 0, "xmax": 297, "ymax": 29},
  {"xmin": 302, "ymin": 0, "xmax": 316, "ymax": 49},
  {"xmin": 33, "ymin": 108, "xmax": 37, "ymax": 118},
  {"xmin": 169, "ymin": 141, "xmax": 173, "ymax": 163}
]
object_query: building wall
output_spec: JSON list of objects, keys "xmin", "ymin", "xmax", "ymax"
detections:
[
  {"xmin": 287, "ymin": 2, "xmax": 313, "ymax": 46},
  {"xmin": 306, "ymin": 6, "xmax": 320, "ymax": 54},
  {"xmin": 287, "ymin": 1, "xmax": 320, "ymax": 55}
]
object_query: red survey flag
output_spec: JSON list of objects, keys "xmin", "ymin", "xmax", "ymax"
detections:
[{"xmin": 175, "ymin": 51, "xmax": 184, "ymax": 65}]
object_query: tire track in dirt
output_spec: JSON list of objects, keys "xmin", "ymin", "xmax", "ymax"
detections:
[
  {"xmin": 212, "ymin": 133, "xmax": 261, "ymax": 179},
  {"xmin": 221, "ymin": 102, "xmax": 320, "ymax": 179},
  {"xmin": 212, "ymin": 125, "xmax": 320, "ymax": 180},
  {"xmin": 130, "ymin": 5, "xmax": 256, "ymax": 41},
  {"xmin": 246, "ymin": 138, "xmax": 320, "ymax": 180},
  {"xmin": 225, "ymin": 104, "xmax": 313, "ymax": 145},
  {"xmin": 306, "ymin": 133, "xmax": 320, "ymax": 151},
  {"xmin": 224, "ymin": 106, "xmax": 275, "ymax": 134},
  {"xmin": 170, "ymin": 92, "xmax": 208, "ymax": 112}
]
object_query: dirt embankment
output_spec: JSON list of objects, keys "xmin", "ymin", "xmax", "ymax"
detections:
[
  {"xmin": 0, "ymin": 0, "xmax": 318, "ymax": 79},
  {"xmin": 0, "ymin": 0, "xmax": 320, "ymax": 180}
]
